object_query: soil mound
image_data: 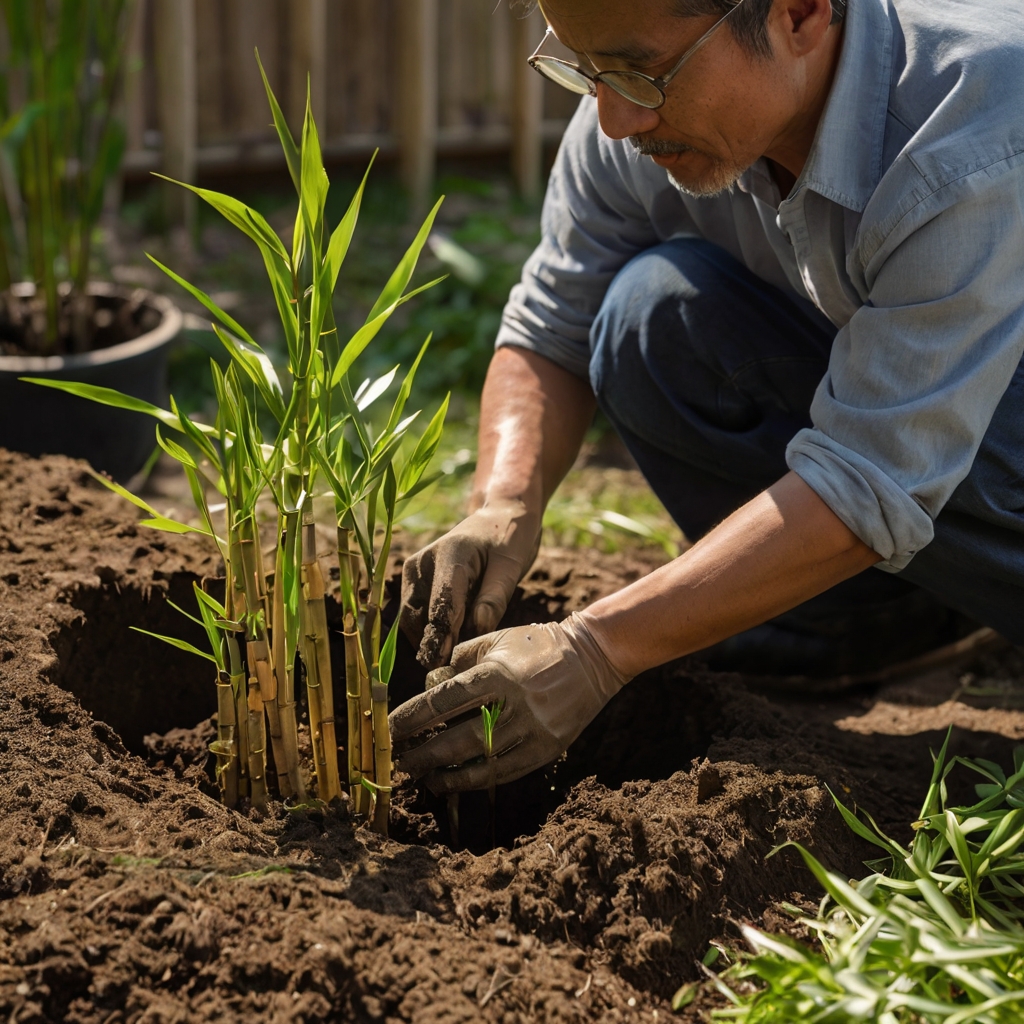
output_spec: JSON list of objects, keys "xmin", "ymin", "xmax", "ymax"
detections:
[{"xmin": 1, "ymin": 449, "xmax": 1022, "ymax": 1022}]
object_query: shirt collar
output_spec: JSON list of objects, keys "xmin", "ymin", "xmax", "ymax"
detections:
[{"xmin": 789, "ymin": 0, "xmax": 895, "ymax": 213}]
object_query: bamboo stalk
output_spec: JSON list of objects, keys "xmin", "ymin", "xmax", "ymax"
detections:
[
  {"xmin": 371, "ymin": 680, "xmax": 391, "ymax": 835},
  {"xmin": 358, "ymin": 621, "xmax": 374, "ymax": 816},
  {"xmin": 245, "ymin": 656, "xmax": 268, "ymax": 811},
  {"xmin": 271, "ymin": 522, "xmax": 305, "ymax": 801},
  {"xmin": 336, "ymin": 526, "xmax": 359, "ymax": 791},
  {"xmin": 214, "ymin": 668, "xmax": 240, "ymax": 808},
  {"xmin": 226, "ymin": 633, "xmax": 250, "ymax": 801},
  {"xmin": 300, "ymin": 512, "xmax": 342, "ymax": 802}
]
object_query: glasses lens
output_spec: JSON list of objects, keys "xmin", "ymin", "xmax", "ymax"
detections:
[
  {"xmin": 600, "ymin": 72, "xmax": 664, "ymax": 109},
  {"xmin": 530, "ymin": 57, "xmax": 595, "ymax": 96}
]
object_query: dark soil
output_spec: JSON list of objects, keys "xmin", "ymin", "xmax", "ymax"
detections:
[
  {"xmin": 0, "ymin": 288, "xmax": 160, "ymax": 358},
  {"xmin": 2, "ymin": 448, "xmax": 1023, "ymax": 1023}
]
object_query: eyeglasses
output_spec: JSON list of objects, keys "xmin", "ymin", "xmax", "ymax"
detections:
[
  {"xmin": 527, "ymin": 0, "xmax": 752, "ymax": 111},
  {"xmin": 527, "ymin": 0, "xmax": 846, "ymax": 110}
]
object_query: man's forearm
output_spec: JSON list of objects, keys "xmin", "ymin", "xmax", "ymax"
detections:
[
  {"xmin": 583, "ymin": 472, "xmax": 881, "ymax": 677},
  {"xmin": 471, "ymin": 346, "xmax": 597, "ymax": 516}
]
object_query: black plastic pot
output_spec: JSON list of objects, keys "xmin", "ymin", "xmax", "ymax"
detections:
[{"xmin": 0, "ymin": 282, "xmax": 182, "ymax": 481}]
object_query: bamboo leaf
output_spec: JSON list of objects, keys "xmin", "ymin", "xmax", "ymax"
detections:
[
  {"xmin": 328, "ymin": 278, "xmax": 444, "ymax": 391},
  {"xmin": 325, "ymin": 153, "xmax": 375, "ymax": 290},
  {"xmin": 152, "ymin": 174, "xmax": 290, "ymax": 262},
  {"xmin": 379, "ymin": 617, "xmax": 400, "ymax": 686},
  {"xmin": 255, "ymin": 48, "xmax": 300, "ymax": 193},
  {"xmin": 381, "ymin": 333, "xmax": 431, "ymax": 439},
  {"xmin": 147, "ymin": 254, "xmax": 257, "ymax": 345},
  {"xmin": 129, "ymin": 627, "xmax": 218, "ymax": 664},
  {"xmin": 399, "ymin": 394, "xmax": 449, "ymax": 496},
  {"xmin": 19, "ymin": 378, "xmax": 193, "ymax": 433},
  {"xmin": 356, "ymin": 366, "xmax": 399, "ymax": 412},
  {"xmin": 366, "ymin": 196, "xmax": 444, "ymax": 322},
  {"xmin": 85, "ymin": 469, "xmax": 210, "ymax": 537},
  {"xmin": 211, "ymin": 324, "xmax": 287, "ymax": 423}
]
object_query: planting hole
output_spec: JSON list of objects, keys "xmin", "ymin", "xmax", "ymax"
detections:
[{"xmin": 48, "ymin": 572, "xmax": 718, "ymax": 850}]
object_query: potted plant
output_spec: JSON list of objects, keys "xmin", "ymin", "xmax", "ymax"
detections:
[{"xmin": 0, "ymin": 0, "xmax": 181, "ymax": 481}]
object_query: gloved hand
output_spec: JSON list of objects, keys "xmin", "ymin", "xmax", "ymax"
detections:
[
  {"xmin": 400, "ymin": 499, "xmax": 541, "ymax": 668},
  {"xmin": 389, "ymin": 612, "xmax": 631, "ymax": 794}
]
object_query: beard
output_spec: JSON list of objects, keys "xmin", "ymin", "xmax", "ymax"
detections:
[{"xmin": 629, "ymin": 135, "xmax": 746, "ymax": 198}]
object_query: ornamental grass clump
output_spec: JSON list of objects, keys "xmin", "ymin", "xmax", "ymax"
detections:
[
  {"xmin": 25, "ymin": 56, "xmax": 448, "ymax": 834},
  {"xmin": 695, "ymin": 730, "xmax": 1024, "ymax": 1023}
]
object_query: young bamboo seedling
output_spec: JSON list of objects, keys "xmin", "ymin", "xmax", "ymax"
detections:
[{"xmin": 481, "ymin": 700, "xmax": 505, "ymax": 848}]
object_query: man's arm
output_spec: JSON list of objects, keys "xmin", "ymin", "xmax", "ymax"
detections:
[
  {"xmin": 583, "ymin": 470, "xmax": 880, "ymax": 678},
  {"xmin": 391, "ymin": 471, "xmax": 880, "ymax": 794},
  {"xmin": 471, "ymin": 346, "xmax": 596, "ymax": 516},
  {"xmin": 400, "ymin": 347, "xmax": 594, "ymax": 666}
]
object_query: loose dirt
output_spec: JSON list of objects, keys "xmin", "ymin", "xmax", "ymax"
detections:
[{"xmin": 2, "ymin": 449, "xmax": 1022, "ymax": 1023}]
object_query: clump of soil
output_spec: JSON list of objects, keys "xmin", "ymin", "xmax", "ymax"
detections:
[{"xmin": 1, "ymin": 448, "xmax": 1022, "ymax": 1023}]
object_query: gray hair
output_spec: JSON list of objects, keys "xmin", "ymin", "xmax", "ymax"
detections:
[{"xmin": 510, "ymin": 0, "xmax": 845, "ymax": 61}]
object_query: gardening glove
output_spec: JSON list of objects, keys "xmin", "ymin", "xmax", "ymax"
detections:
[
  {"xmin": 400, "ymin": 499, "xmax": 541, "ymax": 668},
  {"xmin": 389, "ymin": 612, "xmax": 630, "ymax": 793}
]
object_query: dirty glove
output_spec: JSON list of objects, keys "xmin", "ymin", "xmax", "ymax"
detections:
[
  {"xmin": 400, "ymin": 500, "xmax": 541, "ymax": 668},
  {"xmin": 389, "ymin": 612, "xmax": 630, "ymax": 794}
]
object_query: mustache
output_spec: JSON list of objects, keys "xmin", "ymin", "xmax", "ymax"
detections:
[{"xmin": 629, "ymin": 135, "xmax": 695, "ymax": 157}]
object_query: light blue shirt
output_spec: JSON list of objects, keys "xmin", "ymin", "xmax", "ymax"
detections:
[{"xmin": 496, "ymin": 0, "xmax": 1024, "ymax": 571}]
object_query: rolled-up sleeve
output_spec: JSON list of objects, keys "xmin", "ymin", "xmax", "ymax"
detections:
[
  {"xmin": 496, "ymin": 99, "xmax": 684, "ymax": 379},
  {"xmin": 787, "ymin": 159, "xmax": 1024, "ymax": 570}
]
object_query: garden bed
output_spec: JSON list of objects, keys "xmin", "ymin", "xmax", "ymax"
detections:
[{"xmin": 2, "ymin": 449, "xmax": 1023, "ymax": 1023}]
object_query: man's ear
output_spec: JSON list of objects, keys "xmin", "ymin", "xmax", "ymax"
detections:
[{"xmin": 778, "ymin": 0, "xmax": 834, "ymax": 56}]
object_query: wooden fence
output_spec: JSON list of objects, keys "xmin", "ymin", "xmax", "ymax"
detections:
[{"xmin": 124, "ymin": 0, "xmax": 580, "ymax": 219}]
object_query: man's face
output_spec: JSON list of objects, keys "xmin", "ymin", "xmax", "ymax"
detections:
[{"xmin": 538, "ymin": 0, "xmax": 821, "ymax": 197}]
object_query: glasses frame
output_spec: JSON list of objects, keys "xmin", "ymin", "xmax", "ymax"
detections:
[
  {"xmin": 528, "ymin": 0, "xmax": 847, "ymax": 111},
  {"xmin": 527, "ymin": 0, "xmax": 752, "ymax": 110}
]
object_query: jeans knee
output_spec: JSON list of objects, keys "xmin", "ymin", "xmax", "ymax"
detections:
[{"xmin": 588, "ymin": 239, "xmax": 720, "ymax": 414}]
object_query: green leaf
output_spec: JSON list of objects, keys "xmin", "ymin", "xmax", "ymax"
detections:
[
  {"xmin": 671, "ymin": 982, "xmax": 698, "ymax": 1011},
  {"xmin": 325, "ymin": 153, "xmax": 375, "ymax": 291},
  {"xmin": 379, "ymin": 617, "xmax": 400, "ymax": 687},
  {"xmin": 146, "ymin": 253, "xmax": 257, "ymax": 346},
  {"xmin": 366, "ymin": 196, "xmax": 444, "ymax": 323},
  {"xmin": 328, "ymin": 278, "xmax": 445, "ymax": 391},
  {"xmin": 381, "ymin": 333, "xmax": 431, "ymax": 440},
  {"xmin": 399, "ymin": 394, "xmax": 449, "ymax": 496},
  {"xmin": 129, "ymin": 627, "xmax": 218, "ymax": 664},
  {"xmin": 211, "ymin": 324, "xmax": 287, "ymax": 423},
  {"xmin": 153, "ymin": 174, "xmax": 290, "ymax": 262},
  {"xmin": 20, "ymin": 378, "xmax": 183, "ymax": 432},
  {"xmin": 256, "ymin": 48, "xmax": 300, "ymax": 193},
  {"xmin": 154, "ymin": 428, "xmax": 197, "ymax": 470},
  {"xmin": 827, "ymin": 787, "xmax": 905, "ymax": 857},
  {"xmin": 86, "ymin": 469, "xmax": 212, "ymax": 538},
  {"xmin": 299, "ymin": 81, "xmax": 329, "ymax": 260}
]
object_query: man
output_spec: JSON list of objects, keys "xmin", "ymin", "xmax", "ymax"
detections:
[{"xmin": 390, "ymin": 0, "xmax": 1024, "ymax": 794}]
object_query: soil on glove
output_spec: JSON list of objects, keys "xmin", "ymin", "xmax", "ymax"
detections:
[{"xmin": 2, "ymin": 448, "xmax": 1023, "ymax": 1023}]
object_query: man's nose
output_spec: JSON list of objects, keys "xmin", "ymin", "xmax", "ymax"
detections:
[{"xmin": 595, "ymin": 82, "xmax": 661, "ymax": 140}]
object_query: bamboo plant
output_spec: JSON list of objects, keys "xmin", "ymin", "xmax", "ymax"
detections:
[
  {"xmin": 0, "ymin": 0, "xmax": 135, "ymax": 353},
  {"xmin": 25, "ymin": 58, "xmax": 448, "ymax": 834}
]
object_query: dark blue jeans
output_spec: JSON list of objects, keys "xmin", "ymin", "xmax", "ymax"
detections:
[{"xmin": 589, "ymin": 238, "xmax": 1024, "ymax": 645}]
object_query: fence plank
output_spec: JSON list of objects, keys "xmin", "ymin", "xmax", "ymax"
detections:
[
  {"xmin": 511, "ymin": 7, "xmax": 544, "ymax": 200},
  {"xmin": 288, "ymin": 0, "xmax": 328, "ymax": 132},
  {"xmin": 124, "ymin": 0, "xmax": 147, "ymax": 154},
  {"xmin": 397, "ymin": 0, "xmax": 439, "ymax": 215},
  {"xmin": 153, "ymin": 0, "xmax": 196, "ymax": 228}
]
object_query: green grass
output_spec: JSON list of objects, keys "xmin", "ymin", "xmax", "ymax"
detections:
[{"xmin": 694, "ymin": 732, "xmax": 1024, "ymax": 1023}]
